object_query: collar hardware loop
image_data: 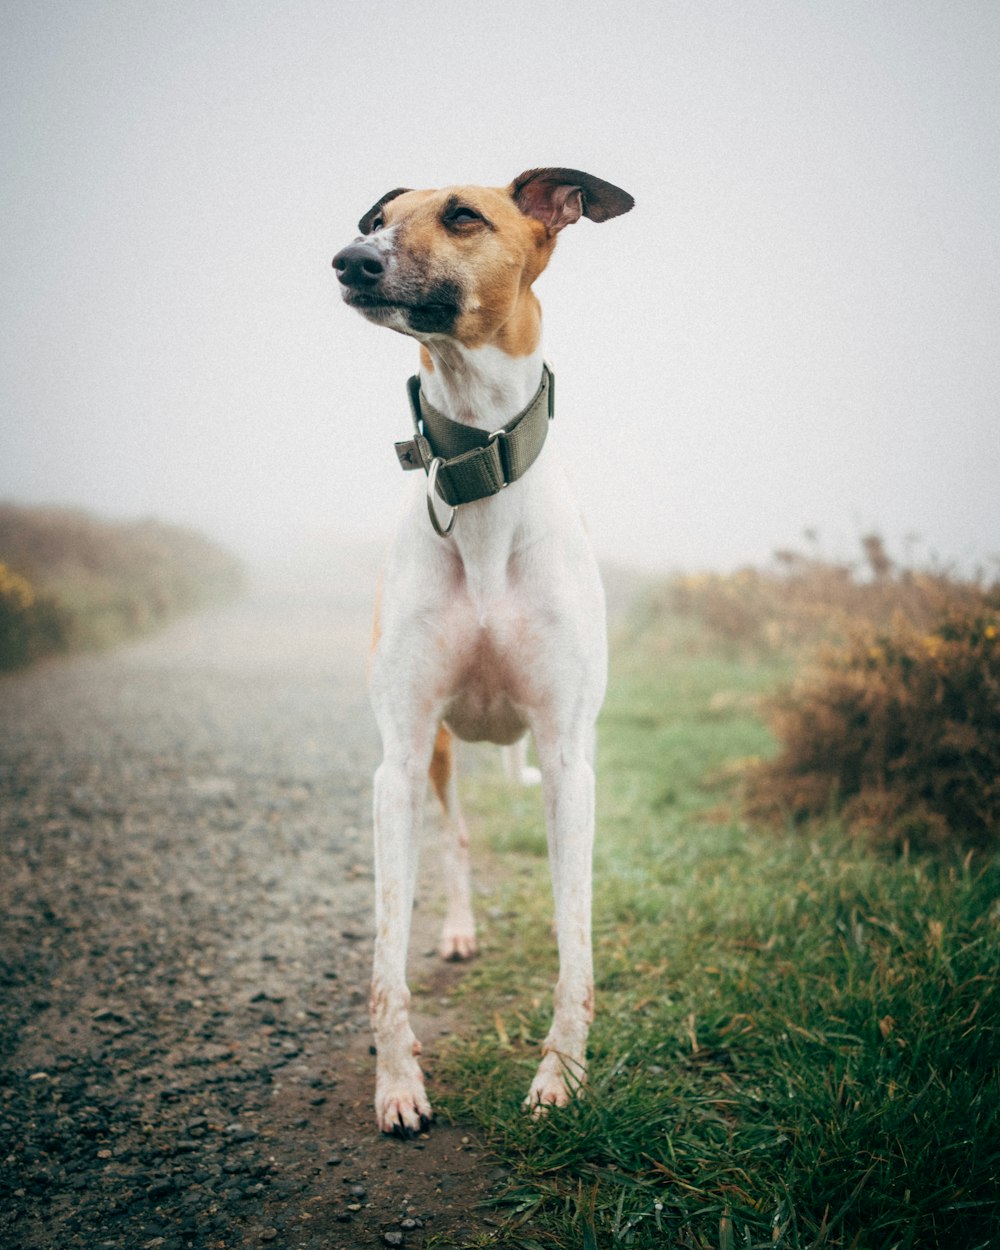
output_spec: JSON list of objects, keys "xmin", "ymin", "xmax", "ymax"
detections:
[{"xmin": 425, "ymin": 457, "xmax": 458, "ymax": 536}]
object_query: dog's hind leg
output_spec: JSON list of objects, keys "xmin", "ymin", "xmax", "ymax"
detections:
[{"xmin": 429, "ymin": 724, "xmax": 477, "ymax": 961}]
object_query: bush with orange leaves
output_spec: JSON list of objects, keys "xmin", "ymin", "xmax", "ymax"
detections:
[{"xmin": 746, "ymin": 608, "xmax": 1000, "ymax": 850}]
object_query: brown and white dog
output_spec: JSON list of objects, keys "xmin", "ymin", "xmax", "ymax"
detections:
[{"xmin": 333, "ymin": 168, "xmax": 633, "ymax": 1135}]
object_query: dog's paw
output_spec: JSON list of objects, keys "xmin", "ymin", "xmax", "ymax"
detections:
[
  {"xmin": 375, "ymin": 1069, "xmax": 433, "ymax": 1138},
  {"xmin": 523, "ymin": 1051, "xmax": 585, "ymax": 1117},
  {"xmin": 501, "ymin": 742, "xmax": 541, "ymax": 788},
  {"xmin": 519, "ymin": 764, "xmax": 543, "ymax": 787},
  {"xmin": 438, "ymin": 922, "xmax": 477, "ymax": 962}
]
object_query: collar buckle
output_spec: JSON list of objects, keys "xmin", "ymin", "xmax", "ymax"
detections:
[{"xmin": 486, "ymin": 427, "xmax": 511, "ymax": 487}]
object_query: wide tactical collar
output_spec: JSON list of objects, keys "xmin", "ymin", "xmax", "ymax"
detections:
[{"xmin": 394, "ymin": 364, "xmax": 555, "ymax": 535}]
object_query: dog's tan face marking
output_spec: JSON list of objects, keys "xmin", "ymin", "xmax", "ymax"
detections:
[
  {"xmin": 351, "ymin": 183, "xmax": 554, "ymax": 355},
  {"xmin": 335, "ymin": 169, "xmax": 633, "ymax": 367}
]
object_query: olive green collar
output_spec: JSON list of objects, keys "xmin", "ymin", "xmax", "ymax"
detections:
[{"xmin": 394, "ymin": 364, "xmax": 555, "ymax": 534}]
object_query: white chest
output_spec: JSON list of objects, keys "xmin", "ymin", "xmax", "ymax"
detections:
[{"xmin": 434, "ymin": 590, "xmax": 538, "ymax": 745}]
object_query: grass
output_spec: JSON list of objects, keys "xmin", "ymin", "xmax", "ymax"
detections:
[{"xmin": 429, "ymin": 611, "xmax": 1000, "ymax": 1248}]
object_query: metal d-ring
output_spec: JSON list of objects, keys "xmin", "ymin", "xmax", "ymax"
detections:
[{"xmin": 425, "ymin": 457, "xmax": 457, "ymax": 537}]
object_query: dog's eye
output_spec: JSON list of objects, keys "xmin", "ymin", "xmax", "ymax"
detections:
[
  {"xmin": 370, "ymin": 215, "xmax": 385, "ymax": 233},
  {"xmin": 446, "ymin": 205, "xmax": 483, "ymax": 228}
]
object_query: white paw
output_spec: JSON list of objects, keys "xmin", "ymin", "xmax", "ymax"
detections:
[
  {"xmin": 438, "ymin": 924, "xmax": 477, "ymax": 961},
  {"xmin": 375, "ymin": 1063, "xmax": 433, "ymax": 1137},
  {"xmin": 523, "ymin": 1050, "xmax": 585, "ymax": 1117},
  {"xmin": 501, "ymin": 742, "xmax": 541, "ymax": 787}
]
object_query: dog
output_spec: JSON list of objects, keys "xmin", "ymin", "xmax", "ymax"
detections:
[{"xmin": 333, "ymin": 167, "xmax": 633, "ymax": 1135}]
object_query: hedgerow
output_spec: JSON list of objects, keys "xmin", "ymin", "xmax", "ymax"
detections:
[
  {"xmin": 0, "ymin": 504, "xmax": 243, "ymax": 670},
  {"xmin": 0, "ymin": 561, "xmax": 70, "ymax": 671}
]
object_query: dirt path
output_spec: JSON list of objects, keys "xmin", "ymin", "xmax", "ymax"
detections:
[{"xmin": 0, "ymin": 564, "xmax": 504, "ymax": 1250}]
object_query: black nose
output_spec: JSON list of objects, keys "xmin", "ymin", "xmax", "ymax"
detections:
[{"xmin": 332, "ymin": 242, "xmax": 385, "ymax": 288}]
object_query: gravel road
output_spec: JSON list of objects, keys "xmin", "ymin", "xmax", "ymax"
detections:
[{"xmin": 1, "ymin": 558, "xmax": 503, "ymax": 1250}]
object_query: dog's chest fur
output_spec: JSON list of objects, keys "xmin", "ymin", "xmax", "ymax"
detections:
[{"xmin": 423, "ymin": 545, "xmax": 543, "ymax": 745}]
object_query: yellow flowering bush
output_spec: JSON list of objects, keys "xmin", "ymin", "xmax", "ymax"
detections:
[
  {"xmin": 746, "ymin": 608, "xmax": 1000, "ymax": 850},
  {"xmin": 0, "ymin": 561, "xmax": 69, "ymax": 670},
  {"xmin": 0, "ymin": 561, "xmax": 34, "ymax": 608}
]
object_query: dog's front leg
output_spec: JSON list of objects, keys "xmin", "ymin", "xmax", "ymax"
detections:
[
  {"xmin": 370, "ymin": 739, "xmax": 433, "ymax": 1135},
  {"xmin": 526, "ymin": 731, "xmax": 597, "ymax": 1111}
]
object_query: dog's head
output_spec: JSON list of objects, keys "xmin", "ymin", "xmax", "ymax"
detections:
[{"xmin": 332, "ymin": 168, "xmax": 633, "ymax": 352}]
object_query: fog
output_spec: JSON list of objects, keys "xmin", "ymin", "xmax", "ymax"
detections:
[{"xmin": 3, "ymin": 1, "xmax": 998, "ymax": 575}]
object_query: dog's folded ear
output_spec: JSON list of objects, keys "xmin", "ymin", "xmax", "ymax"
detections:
[
  {"xmin": 510, "ymin": 168, "xmax": 634, "ymax": 232},
  {"xmin": 358, "ymin": 187, "xmax": 412, "ymax": 235}
]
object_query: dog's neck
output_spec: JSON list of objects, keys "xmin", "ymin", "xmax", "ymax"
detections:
[
  {"xmin": 417, "ymin": 340, "xmax": 546, "ymax": 433},
  {"xmin": 413, "ymin": 337, "xmax": 549, "ymax": 582}
]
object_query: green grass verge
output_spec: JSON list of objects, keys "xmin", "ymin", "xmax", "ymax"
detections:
[{"xmin": 430, "ymin": 620, "xmax": 1000, "ymax": 1249}]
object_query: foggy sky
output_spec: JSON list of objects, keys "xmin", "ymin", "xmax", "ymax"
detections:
[{"xmin": 2, "ymin": 1, "xmax": 998, "ymax": 574}]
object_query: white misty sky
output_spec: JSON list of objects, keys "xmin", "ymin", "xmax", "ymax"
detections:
[{"xmin": 2, "ymin": 0, "xmax": 998, "ymax": 573}]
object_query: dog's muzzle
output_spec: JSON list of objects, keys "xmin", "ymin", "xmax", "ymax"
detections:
[{"xmin": 332, "ymin": 241, "xmax": 385, "ymax": 289}]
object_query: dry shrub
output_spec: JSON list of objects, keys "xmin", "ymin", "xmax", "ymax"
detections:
[
  {"xmin": 667, "ymin": 533, "xmax": 994, "ymax": 654},
  {"xmin": 747, "ymin": 607, "xmax": 1000, "ymax": 850}
]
